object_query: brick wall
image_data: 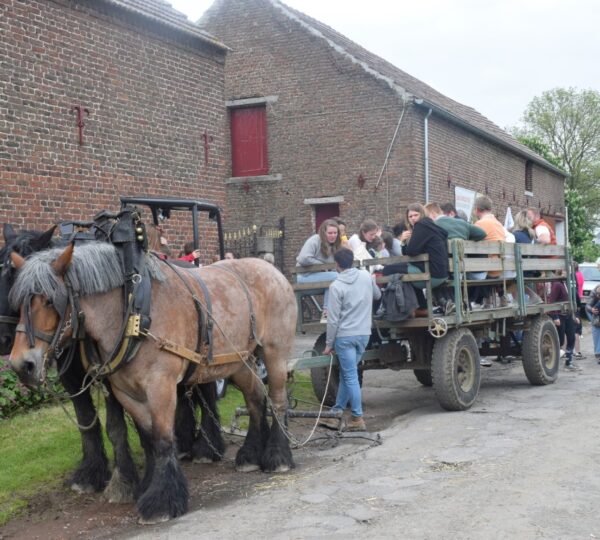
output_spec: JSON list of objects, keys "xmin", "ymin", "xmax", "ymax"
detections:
[
  {"xmin": 202, "ymin": 0, "xmax": 565, "ymax": 271},
  {"xmin": 1, "ymin": 0, "xmax": 227, "ymax": 261},
  {"xmin": 424, "ymin": 113, "xmax": 566, "ymax": 223}
]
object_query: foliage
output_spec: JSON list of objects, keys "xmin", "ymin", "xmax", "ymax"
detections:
[
  {"xmin": 515, "ymin": 134, "xmax": 563, "ymax": 169},
  {"xmin": 515, "ymin": 88, "xmax": 600, "ymax": 250},
  {"xmin": 521, "ymin": 87, "xmax": 600, "ymax": 190},
  {"xmin": 565, "ymin": 188, "xmax": 600, "ymax": 262},
  {"xmin": 0, "ymin": 358, "xmax": 62, "ymax": 419}
]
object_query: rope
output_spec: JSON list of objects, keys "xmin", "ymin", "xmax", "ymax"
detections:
[{"xmin": 290, "ymin": 351, "xmax": 336, "ymax": 448}]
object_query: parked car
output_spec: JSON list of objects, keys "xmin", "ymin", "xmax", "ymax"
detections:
[{"xmin": 579, "ymin": 262, "xmax": 600, "ymax": 304}]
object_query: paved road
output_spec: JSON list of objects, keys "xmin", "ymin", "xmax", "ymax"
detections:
[{"xmin": 133, "ymin": 329, "xmax": 600, "ymax": 539}]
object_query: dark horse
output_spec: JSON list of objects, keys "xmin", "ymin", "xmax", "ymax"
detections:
[
  {"xmin": 0, "ymin": 224, "xmax": 224, "ymax": 504},
  {"xmin": 9, "ymin": 242, "xmax": 296, "ymax": 523}
]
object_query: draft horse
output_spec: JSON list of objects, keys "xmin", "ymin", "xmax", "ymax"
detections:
[
  {"xmin": 9, "ymin": 242, "xmax": 296, "ymax": 523},
  {"xmin": 0, "ymin": 224, "xmax": 224, "ymax": 505}
]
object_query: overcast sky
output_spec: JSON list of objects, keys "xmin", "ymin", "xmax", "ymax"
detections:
[{"xmin": 170, "ymin": 0, "xmax": 599, "ymax": 131}]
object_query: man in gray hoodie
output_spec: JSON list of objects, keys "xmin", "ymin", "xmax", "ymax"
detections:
[{"xmin": 320, "ymin": 248, "xmax": 381, "ymax": 432}]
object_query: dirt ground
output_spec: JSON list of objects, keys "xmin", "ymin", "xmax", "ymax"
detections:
[{"xmin": 3, "ymin": 331, "xmax": 600, "ymax": 539}]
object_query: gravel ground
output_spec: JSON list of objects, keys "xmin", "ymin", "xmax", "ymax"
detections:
[{"xmin": 132, "ymin": 328, "xmax": 600, "ymax": 539}]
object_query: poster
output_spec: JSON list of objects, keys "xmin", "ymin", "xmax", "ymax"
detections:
[{"xmin": 454, "ymin": 186, "xmax": 477, "ymax": 222}]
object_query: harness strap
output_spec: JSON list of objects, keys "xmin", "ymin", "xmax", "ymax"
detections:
[
  {"xmin": 0, "ymin": 315, "xmax": 19, "ymax": 325},
  {"xmin": 145, "ymin": 331, "xmax": 248, "ymax": 367},
  {"xmin": 158, "ymin": 257, "xmax": 213, "ymax": 384},
  {"xmin": 16, "ymin": 323, "xmax": 54, "ymax": 344},
  {"xmin": 208, "ymin": 264, "xmax": 262, "ymax": 347}
]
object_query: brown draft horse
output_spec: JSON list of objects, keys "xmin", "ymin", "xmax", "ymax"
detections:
[{"xmin": 9, "ymin": 242, "xmax": 297, "ymax": 523}]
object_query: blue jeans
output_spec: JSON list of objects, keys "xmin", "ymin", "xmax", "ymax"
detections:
[
  {"xmin": 297, "ymin": 271, "xmax": 336, "ymax": 309},
  {"xmin": 332, "ymin": 335, "xmax": 369, "ymax": 417},
  {"xmin": 592, "ymin": 325, "xmax": 600, "ymax": 356}
]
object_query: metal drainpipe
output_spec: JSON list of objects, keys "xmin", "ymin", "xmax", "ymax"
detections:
[{"xmin": 424, "ymin": 108, "xmax": 433, "ymax": 203}]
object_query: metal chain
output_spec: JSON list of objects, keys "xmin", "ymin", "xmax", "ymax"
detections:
[
  {"xmin": 184, "ymin": 388, "xmax": 233, "ymax": 463},
  {"xmin": 44, "ymin": 317, "xmax": 73, "ymax": 366},
  {"xmin": 50, "ymin": 382, "xmax": 104, "ymax": 431}
]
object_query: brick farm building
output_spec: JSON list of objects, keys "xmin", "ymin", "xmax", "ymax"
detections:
[
  {"xmin": 1, "ymin": 0, "xmax": 228, "ymax": 257},
  {"xmin": 200, "ymin": 0, "xmax": 566, "ymax": 273}
]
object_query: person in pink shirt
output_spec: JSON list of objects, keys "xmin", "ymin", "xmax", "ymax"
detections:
[{"xmin": 574, "ymin": 262, "xmax": 584, "ymax": 358}]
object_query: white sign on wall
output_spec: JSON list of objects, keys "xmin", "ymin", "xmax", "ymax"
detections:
[{"xmin": 454, "ymin": 186, "xmax": 477, "ymax": 221}]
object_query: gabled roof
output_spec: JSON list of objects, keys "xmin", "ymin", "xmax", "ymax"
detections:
[
  {"xmin": 269, "ymin": 0, "xmax": 565, "ymax": 177},
  {"xmin": 99, "ymin": 0, "xmax": 228, "ymax": 51}
]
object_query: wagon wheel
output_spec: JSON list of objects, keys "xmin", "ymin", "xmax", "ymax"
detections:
[
  {"xmin": 428, "ymin": 317, "xmax": 448, "ymax": 338},
  {"xmin": 431, "ymin": 328, "xmax": 481, "ymax": 411},
  {"xmin": 521, "ymin": 315, "xmax": 559, "ymax": 385}
]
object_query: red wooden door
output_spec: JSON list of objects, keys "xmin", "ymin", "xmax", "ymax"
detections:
[
  {"xmin": 315, "ymin": 203, "xmax": 339, "ymax": 232},
  {"xmin": 230, "ymin": 106, "xmax": 268, "ymax": 177}
]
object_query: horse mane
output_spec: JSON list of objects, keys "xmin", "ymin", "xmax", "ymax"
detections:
[
  {"xmin": 9, "ymin": 242, "xmax": 165, "ymax": 310},
  {"xmin": 0, "ymin": 229, "xmax": 57, "ymax": 268}
]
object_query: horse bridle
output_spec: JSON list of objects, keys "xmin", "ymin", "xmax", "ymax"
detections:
[
  {"xmin": 0, "ymin": 260, "xmax": 21, "ymax": 327},
  {"xmin": 16, "ymin": 275, "xmax": 84, "ymax": 367}
]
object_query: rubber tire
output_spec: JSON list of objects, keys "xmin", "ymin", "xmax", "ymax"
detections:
[
  {"xmin": 413, "ymin": 369, "xmax": 433, "ymax": 387},
  {"xmin": 431, "ymin": 328, "xmax": 481, "ymax": 411},
  {"xmin": 521, "ymin": 315, "xmax": 560, "ymax": 385},
  {"xmin": 310, "ymin": 333, "xmax": 363, "ymax": 406}
]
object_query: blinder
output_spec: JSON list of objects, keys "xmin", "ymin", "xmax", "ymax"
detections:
[{"xmin": 17, "ymin": 276, "xmax": 84, "ymax": 366}]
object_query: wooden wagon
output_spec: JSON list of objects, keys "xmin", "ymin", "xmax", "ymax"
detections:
[{"xmin": 290, "ymin": 240, "xmax": 575, "ymax": 411}]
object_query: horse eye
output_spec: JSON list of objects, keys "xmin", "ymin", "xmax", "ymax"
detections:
[{"xmin": 43, "ymin": 298, "xmax": 53, "ymax": 308}]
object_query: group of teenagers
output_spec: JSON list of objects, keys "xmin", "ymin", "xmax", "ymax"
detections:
[{"xmin": 295, "ymin": 195, "xmax": 580, "ymax": 432}]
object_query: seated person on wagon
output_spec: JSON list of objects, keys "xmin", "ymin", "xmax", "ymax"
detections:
[
  {"xmin": 296, "ymin": 219, "xmax": 341, "ymax": 322},
  {"xmin": 383, "ymin": 203, "xmax": 449, "ymax": 310},
  {"xmin": 425, "ymin": 202, "xmax": 486, "ymax": 242},
  {"xmin": 347, "ymin": 220, "xmax": 379, "ymax": 263}
]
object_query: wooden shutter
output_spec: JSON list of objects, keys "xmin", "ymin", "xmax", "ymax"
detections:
[{"xmin": 231, "ymin": 106, "xmax": 268, "ymax": 177}]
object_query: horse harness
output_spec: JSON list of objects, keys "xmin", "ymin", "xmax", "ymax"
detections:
[
  {"xmin": 149, "ymin": 257, "xmax": 261, "ymax": 384},
  {"xmin": 17, "ymin": 208, "xmax": 152, "ymax": 378},
  {"xmin": 17, "ymin": 208, "xmax": 261, "ymax": 380}
]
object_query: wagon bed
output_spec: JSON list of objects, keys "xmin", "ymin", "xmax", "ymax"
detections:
[{"xmin": 290, "ymin": 239, "xmax": 575, "ymax": 411}]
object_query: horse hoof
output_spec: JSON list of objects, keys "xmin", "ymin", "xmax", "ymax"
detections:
[
  {"xmin": 70, "ymin": 483, "xmax": 96, "ymax": 494},
  {"xmin": 236, "ymin": 463, "xmax": 260, "ymax": 473},
  {"xmin": 138, "ymin": 515, "xmax": 170, "ymax": 525},
  {"xmin": 193, "ymin": 456, "xmax": 214, "ymax": 464},
  {"xmin": 272, "ymin": 464, "xmax": 290, "ymax": 473},
  {"xmin": 103, "ymin": 469, "xmax": 137, "ymax": 504}
]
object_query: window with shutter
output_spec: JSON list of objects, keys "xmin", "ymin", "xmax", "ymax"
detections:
[
  {"xmin": 230, "ymin": 106, "xmax": 268, "ymax": 177},
  {"xmin": 525, "ymin": 161, "xmax": 533, "ymax": 193}
]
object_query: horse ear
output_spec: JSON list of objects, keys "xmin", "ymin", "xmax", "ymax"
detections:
[
  {"xmin": 3, "ymin": 223, "xmax": 17, "ymax": 244},
  {"xmin": 31, "ymin": 225, "xmax": 57, "ymax": 250},
  {"xmin": 10, "ymin": 251, "xmax": 26, "ymax": 269},
  {"xmin": 52, "ymin": 243, "xmax": 74, "ymax": 276}
]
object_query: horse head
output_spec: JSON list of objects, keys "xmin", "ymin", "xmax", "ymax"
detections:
[
  {"xmin": 0, "ymin": 224, "xmax": 56, "ymax": 354},
  {"xmin": 8, "ymin": 243, "xmax": 72, "ymax": 387}
]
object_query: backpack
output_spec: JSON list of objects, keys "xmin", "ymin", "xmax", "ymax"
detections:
[{"xmin": 377, "ymin": 273, "xmax": 419, "ymax": 322}]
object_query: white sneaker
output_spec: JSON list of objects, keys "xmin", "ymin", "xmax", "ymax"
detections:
[
  {"xmin": 480, "ymin": 358, "xmax": 493, "ymax": 367},
  {"xmin": 560, "ymin": 349, "xmax": 566, "ymax": 358}
]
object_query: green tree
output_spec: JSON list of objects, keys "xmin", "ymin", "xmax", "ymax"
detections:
[
  {"xmin": 521, "ymin": 87, "xmax": 600, "ymax": 190},
  {"xmin": 515, "ymin": 134, "xmax": 563, "ymax": 169},
  {"xmin": 565, "ymin": 188, "xmax": 600, "ymax": 262}
]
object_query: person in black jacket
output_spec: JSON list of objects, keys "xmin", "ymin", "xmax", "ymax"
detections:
[{"xmin": 383, "ymin": 203, "xmax": 449, "ymax": 308}]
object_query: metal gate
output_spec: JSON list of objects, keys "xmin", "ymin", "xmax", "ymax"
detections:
[{"xmin": 224, "ymin": 217, "xmax": 285, "ymax": 272}]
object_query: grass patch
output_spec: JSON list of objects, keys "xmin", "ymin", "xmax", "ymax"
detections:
[{"xmin": 0, "ymin": 372, "xmax": 318, "ymax": 525}]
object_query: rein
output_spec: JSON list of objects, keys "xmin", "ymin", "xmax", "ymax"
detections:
[{"xmin": 0, "ymin": 315, "xmax": 19, "ymax": 325}]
